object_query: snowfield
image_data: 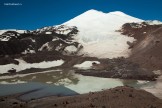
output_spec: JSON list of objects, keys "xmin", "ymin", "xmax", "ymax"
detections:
[
  {"xmin": 64, "ymin": 9, "xmax": 143, "ymax": 58},
  {"xmin": 0, "ymin": 59, "xmax": 64, "ymax": 74},
  {"xmin": 80, "ymin": 37, "xmax": 134, "ymax": 58}
]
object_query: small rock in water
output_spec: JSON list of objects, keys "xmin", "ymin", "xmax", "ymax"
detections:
[{"xmin": 8, "ymin": 68, "xmax": 16, "ymax": 73}]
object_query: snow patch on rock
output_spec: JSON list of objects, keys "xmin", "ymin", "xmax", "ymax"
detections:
[
  {"xmin": 74, "ymin": 61, "xmax": 100, "ymax": 69},
  {"xmin": 64, "ymin": 45, "xmax": 78, "ymax": 54},
  {"xmin": 0, "ymin": 59, "xmax": 64, "ymax": 74},
  {"xmin": 38, "ymin": 42, "xmax": 50, "ymax": 51},
  {"xmin": 137, "ymin": 80, "xmax": 149, "ymax": 84},
  {"xmin": 22, "ymin": 48, "xmax": 35, "ymax": 54},
  {"xmin": 45, "ymin": 32, "xmax": 52, "ymax": 34}
]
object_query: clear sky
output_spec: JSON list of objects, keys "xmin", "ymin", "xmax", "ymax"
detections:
[{"xmin": 0, "ymin": 0, "xmax": 162, "ymax": 30}]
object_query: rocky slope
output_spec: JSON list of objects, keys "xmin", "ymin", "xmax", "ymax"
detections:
[{"xmin": 120, "ymin": 21, "xmax": 162, "ymax": 70}]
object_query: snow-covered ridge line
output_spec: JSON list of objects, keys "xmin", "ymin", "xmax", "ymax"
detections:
[
  {"xmin": 145, "ymin": 20, "xmax": 162, "ymax": 25},
  {"xmin": 33, "ymin": 25, "xmax": 78, "ymax": 36},
  {"xmin": 0, "ymin": 29, "xmax": 27, "ymax": 35}
]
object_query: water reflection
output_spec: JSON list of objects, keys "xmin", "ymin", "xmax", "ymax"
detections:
[
  {"xmin": 0, "ymin": 70, "xmax": 79, "ymax": 85},
  {"xmin": 0, "ymin": 69, "xmax": 161, "ymax": 100}
]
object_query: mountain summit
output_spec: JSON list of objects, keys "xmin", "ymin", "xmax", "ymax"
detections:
[
  {"xmin": 64, "ymin": 9, "xmax": 143, "ymax": 58},
  {"xmin": 64, "ymin": 9, "xmax": 142, "ymax": 42}
]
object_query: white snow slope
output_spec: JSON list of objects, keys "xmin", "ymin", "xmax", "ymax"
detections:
[{"xmin": 64, "ymin": 9, "xmax": 143, "ymax": 58}]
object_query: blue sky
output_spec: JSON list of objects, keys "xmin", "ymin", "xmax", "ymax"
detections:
[{"xmin": 0, "ymin": 0, "xmax": 162, "ymax": 30}]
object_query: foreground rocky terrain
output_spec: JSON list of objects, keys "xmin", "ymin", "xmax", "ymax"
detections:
[{"xmin": 0, "ymin": 86, "xmax": 162, "ymax": 108}]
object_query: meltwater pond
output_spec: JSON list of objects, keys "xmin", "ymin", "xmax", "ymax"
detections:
[
  {"xmin": 0, "ymin": 69, "xmax": 160, "ymax": 100},
  {"xmin": 0, "ymin": 82, "xmax": 78, "ymax": 101}
]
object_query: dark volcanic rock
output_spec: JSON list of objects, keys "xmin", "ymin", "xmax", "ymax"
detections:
[
  {"xmin": 0, "ymin": 57, "xmax": 19, "ymax": 65},
  {"xmin": 0, "ymin": 25, "xmax": 82, "ymax": 57},
  {"xmin": 8, "ymin": 68, "xmax": 16, "ymax": 73}
]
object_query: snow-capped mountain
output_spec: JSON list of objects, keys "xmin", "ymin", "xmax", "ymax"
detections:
[
  {"xmin": 64, "ymin": 9, "xmax": 142, "ymax": 42},
  {"xmin": 0, "ymin": 9, "xmax": 162, "ymax": 59},
  {"xmin": 64, "ymin": 9, "xmax": 143, "ymax": 58}
]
